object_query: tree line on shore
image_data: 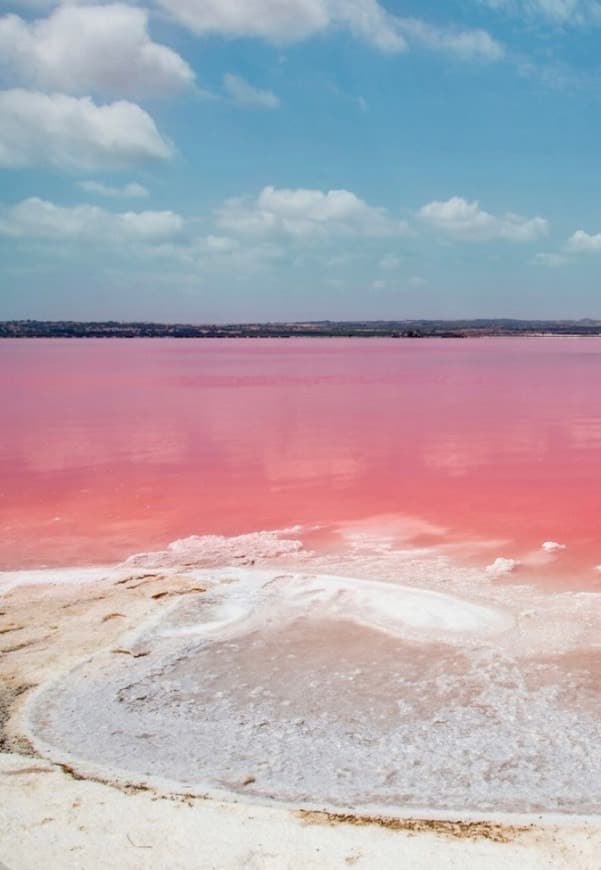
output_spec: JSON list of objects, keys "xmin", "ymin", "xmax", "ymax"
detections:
[{"xmin": 2, "ymin": 319, "xmax": 601, "ymax": 338}]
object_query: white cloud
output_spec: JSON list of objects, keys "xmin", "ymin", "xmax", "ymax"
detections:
[
  {"xmin": 217, "ymin": 185, "xmax": 409, "ymax": 239},
  {"xmin": 155, "ymin": 0, "xmax": 502, "ymax": 59},
  {"xmin": 0, "ymin": 5, "xmax": 195, "ymax": 98},
  {"xmin": 480, "ymin": 0, "xmax": 601, "ymax": 25},
  {"xmin": 418, "ymin": 196, "xmax": 548, "ymax": 241},
  {"xmin": 77, "ymin": 180, "xmax": 150, "ymax": 198},
  {"xmin": 566, "ymin": 229, "xmax": 601, "ymax": 252},
  {"xmin": 223, "ymin": 73, "xmax": 280, "ymax": 108},
  {"xmin": 154, "ymin": 0, "xmax": 405, "ymax": 51},
  {"xmin": 0, "ymin": 194, "xmax": 286, "ymax": 275},
  {"xmin": 0, "ymin": 90, "xmax": 173, "ymax": 170},
  {"xmin": 0, "ymin": 197, "xmax": 184, "ymax": 243},
  {"xmin": 396, "ymin": 17, "xmax": 504, "ymax": 60},
  {"xmin": 327, "ymin": 0, "xmax": 407, "ymax": 52},
  {"xmin": 155, "ymin": 0, "xmax": 331, "ymax": 43}
]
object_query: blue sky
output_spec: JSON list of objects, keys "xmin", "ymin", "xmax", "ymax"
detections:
[{"xmin": 1, "ymin": 0, "xmax": 601, "ymax": 321}]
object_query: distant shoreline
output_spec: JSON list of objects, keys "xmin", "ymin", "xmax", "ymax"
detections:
[{"xmin": 2, "ymin": 319, "xmax": 601, "ymax": 339}]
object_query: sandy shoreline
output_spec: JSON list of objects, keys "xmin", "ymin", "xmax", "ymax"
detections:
[
  {"xmin": 2, "ymin": 557, "xmax": 601, "ymax": 868},
  {"xmin": 4, "ymin": 748, "xmax": 601, "ymax": 870}
]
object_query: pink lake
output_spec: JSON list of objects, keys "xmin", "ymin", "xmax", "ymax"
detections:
[
  {"xmin": 8, "ymin": 337, "xmax": 601, "ymax": 815},
  {"xmin": 1, "ymin": 337, "xmax": 601, "ymax": 587}
]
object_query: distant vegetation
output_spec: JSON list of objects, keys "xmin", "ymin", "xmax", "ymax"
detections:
[{"xmin": 2, "ymin": 319, "xmax": 601, "ymax": 338}]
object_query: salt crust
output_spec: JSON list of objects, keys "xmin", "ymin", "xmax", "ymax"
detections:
[{"xmin": 15, "ymin": 526, "xmax": 601, "ymax": 817}]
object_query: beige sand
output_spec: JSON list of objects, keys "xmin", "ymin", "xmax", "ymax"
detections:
[{"xmin": 1, "ymin": 574, "xmax": 600, "ymax": 869}]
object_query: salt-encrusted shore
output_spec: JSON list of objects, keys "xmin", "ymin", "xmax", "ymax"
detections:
[
  {"xmin": 2, "ymin": 532, "xmax": 601, "ymax": 868},
  {"xmin": 2, "ymin": 746, "xmax": 601, "ymax": 870}
]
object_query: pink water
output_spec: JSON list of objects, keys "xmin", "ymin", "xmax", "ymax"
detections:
[{"xmin": 2, "ymin": 337, "xmax": 601, "ymax": 586}]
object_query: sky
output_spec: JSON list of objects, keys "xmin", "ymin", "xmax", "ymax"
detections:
[{"xmin": 1, "ymin": 0, "xmax": 601, "ymax": 322}]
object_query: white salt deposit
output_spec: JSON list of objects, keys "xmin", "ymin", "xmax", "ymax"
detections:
[
  {"xmin": 121, "ymin": 531, "xmax": 305, "ymax": 571},
  {"xmin": 542, "ymin": 541, "xmax": 566, "ymax": 552},
  {"xmin": 485, "ymin": 556, "xmax": 520, "ymax": 578},
  {"xmin": 155, "ymin": 569, "xmax": 513, "ymax": 644},
  {"xmin": 0, "ymin": 566, "xmax": 112, "ymax": 595},
  {"xmin": 19, "ymin": 524, "xmax": 601, "ymax": 816}
]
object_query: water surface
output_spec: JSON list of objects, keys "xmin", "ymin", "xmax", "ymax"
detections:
[{"xmin": 2, "ymin": 337, "xmax": 601, "ymax": 585}]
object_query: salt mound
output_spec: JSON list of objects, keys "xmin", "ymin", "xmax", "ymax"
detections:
[
  {"xmin": 485, "ymin": 557, "xmax": 519, "ymax": 578},
  {"xmin": 120, "ymin": 531, "xmax": 305, "ymax": 572},
  {"xmin": 542, "ymin": 541, "xmax": 566, "ymax": 552},
  {"xmin": 158, "ymin": 570, "xmax": 513, "ymax": 644}
]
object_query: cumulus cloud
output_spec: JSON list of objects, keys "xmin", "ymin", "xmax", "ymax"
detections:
[
  {"xmin": 155, "ymin": 0, "xmax": 502, "ymax": 59},
  {"xmin": 566, "ymin": 229, "xmax": 601, "ymax": 252},
  {"xmin": 0, "ymin": 194, "xmax": 285, "ymax": 274},
  {"xmin": 223, "ymin": 73, "xmax": 280, "ymax": 108},
  {"xmin": 217, "ymin": 185, "xmax": 409, "ymax": 239},
  {"xmin": 0, "ymin": 197, "xmax": 184, "ymax": 242},
  {"xmin": 77, "ymin": 180, "xmax": 150, "ymax": 198},
  {"xmin": 155, "ymin": 0, "xmax": 331, "ymax": 43},
  {"xmin": 0, "ymin": 90, "xmax": 173, "ymax": 170},
  {"xmin": 542, "ymin": 540, "xmax": 566, "ymax": 551},
  {"xmin": 418, "ymin": 196, "xmax": 548, "ymax": 241},
  {"xmin": 0, "ymin": 5, "xmax": 195, "ymax": 98},
  {"xmin": 154, "ymin": 0, "xmax": 403, "ymax": 49}
]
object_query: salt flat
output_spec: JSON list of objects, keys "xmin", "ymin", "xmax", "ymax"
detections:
[
  {"xmin": 2, "ymin": 528, "xmax": 601, "ymax": 868},
  {"xmin": 6, "ymin": 529, "xmax": 601, "ymax": 817}
]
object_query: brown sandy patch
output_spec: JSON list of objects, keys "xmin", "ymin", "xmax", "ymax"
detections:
[
  {"xmin": 297, "ymin": 809, "xmax": 533, "ymax": 843},
  {"xmin": 0, "ymin": 681, "xmax": 34, "ymax": 754}
]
